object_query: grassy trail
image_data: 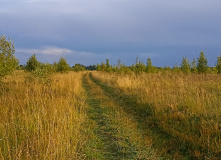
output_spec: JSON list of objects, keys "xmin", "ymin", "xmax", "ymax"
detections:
[
  {"xmin": 88, "ymin": 73, "xmax": 196, "ymax": 160},
  {"xmin": 82, "ymin": 73, "xmax": 158, "ymax": 159}
]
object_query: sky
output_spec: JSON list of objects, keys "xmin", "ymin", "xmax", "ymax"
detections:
[{"xmin": 1, "ymin": 0, "xmax": 221, "ymax": 67}]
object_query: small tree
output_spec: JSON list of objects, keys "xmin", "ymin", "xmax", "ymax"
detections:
[
  {"xmin": 96, "ymin": 63, "xmax": 101, "ymax": 71},
  {"xmin": 134, "ymin": 57, "xmax": 145, "ymax": 74},
  {"xmin": 100, "ymin": 62, "xmax": 106, "ymax": 71},
  {"xmin": 146, "ymin": 57, "xmax": 153, "ymax": 73},
  {"xmin": 180, "ymin": 57, "xmax": 191, "ymax": 74},
  {"xmin": 26, "ymin": 54, "xmax": 39, "ymax": 72},
  {"xmin": 197, "ymin": 51, "xmax": 208, "ymax": 73},
  {"xmin": 191, "ymin": 58, "xmax": 198, "ymax": 73},
  {"xmin": 173, "ymin": 63, "xmax": 181, "ymax": 73},
  {"xmin": 57, "ymin": 57, "xmax": 70, "ymax": 72},
  {"xmin": 216, "ymin": 55, "xmax": 221, "ymax": 74},
  {"xmin": 0, "ymin": 35, "xmax": 19, "ymax": 77},
  {"xmin": 106, "ymin": 59, "xmax": 110, "ymax": 68},
  {"xmin": 117, "ymin": 59, "xmax": 122, "ymax": 70},
  {"xmin": 72, "ymin": 63, "xmax": 85, "ymax": 72},
  {"xmin": 105, "ymin": 59, "xmax": 111, "ymax": 72}
]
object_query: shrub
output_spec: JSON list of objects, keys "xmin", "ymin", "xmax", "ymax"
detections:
[
  {"xmin": 25, "ymin": 54, "xmax": 40, "ymax": 72},
  {"xmin": 216, "ymin": 55, "xmax": 221, "ymax": 74},
  {"xmin": 180, "ymin": 57, "xmax": 191, "ymax": 74},
  {"xmin": 197, "ymin": 51, "xmax": 208, "ymax": 73},
  {"xmin": 57, "ymin": 57, "xmax": 70, "ymax": 72},
  {"xmin": 0, "ymin": 35, "xmax": 19, "ymax": 78}
]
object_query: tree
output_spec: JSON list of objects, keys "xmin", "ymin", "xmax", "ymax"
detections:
[
  {"xmin": 117, "ymin": 59, "xmax": 122, "ymax": 70},
  {"xmin": 100, "ymin": 62, "xmax": 106, "ymax": 71},
  {"xmin": 0, "ymin": 35, "xmax": 19, "ymax": 77},
  {"xmin": 136, "ymin": 60, "xmax": 145, "ymax": 74},
  {"xmin": 86, "ymin": 65, "xmax": 96, "ymax": 71},
  {"xmin": 180, "ymin": 57, "xmax": 191, "ymax": 74},
  {"xmin": 26, "ymin": 54, "xmax": 39, "ymax": 72},
  {"xmin": 57, "ymin": 57, "xmax": 70, "ymax": 72},
  {"xmin": 216, "ymin": 55, "xmax": 221, "ymax": 74},
  {"xmin": 105, "ymin": 59, "xmax": 111, "ymax": 72},
  {"xmin": 106, "ymin": 59, "xmax": 110, "ymax": 68},
  {"xmin": 197, "ymin": 51, "xmax": 208, "ymax": 73},
  {"xmin": 146, "ymin": 57, "xmax": 153, "ymax": 73},
  {"xmin": 96, "ymin": 63, "xmax": 101, "ymax": 71},
  {"xmin": 191, "ymin": 58, "xmax": 198, "ymax": 73},
  {"xmin": 173, "ymin": 63, "xmax": 181, "ymax": 73},
  {"xmin": 134, "ymin": 57, "xmax": 145, "ymax": 74},
  {"xmin": 72, "ymin": 63, "xmax": 85, "ymax": 72}
]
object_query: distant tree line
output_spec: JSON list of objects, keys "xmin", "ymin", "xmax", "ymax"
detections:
[
  {"xmin": 23, "ymin": 51, "xmax": 221, "ymax": 75},
  {"xmin": 96, "ymin": 51, "xmax": 221, "ymax": 74},
  {"xmin": 24, "ymin": 54, "xmax": 86, "ymax": 74},
  {"xmin": 2, "ymin": 36, "xmax": 221, "ymax": 79}
]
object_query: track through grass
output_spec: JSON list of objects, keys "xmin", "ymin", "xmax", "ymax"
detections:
[
  {"xmin": 82, "ymin": 73, "xmax": 158, "ymax": 159},
  {"xmin": 89, "ymin": 73, "xmax": 195, "ymax": 160}
]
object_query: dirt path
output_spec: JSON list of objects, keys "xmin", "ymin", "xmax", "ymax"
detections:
[{"xmin": 82, "ymin": 73, "xmax": 158, "ymax": 159}]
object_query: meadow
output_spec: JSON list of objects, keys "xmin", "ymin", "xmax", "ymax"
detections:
[
  {"xmin": 1, "ymin": 70, "xmax": 221, "ymax": 159},
  {"xmin": 91, "ymin": 71, "xmax": 221, "ymax": 159},
  {"xmin": 0, "ymin": 71, "xmax": 88, "ymax": 159}
]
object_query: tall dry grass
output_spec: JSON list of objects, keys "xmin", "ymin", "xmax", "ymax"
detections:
[
  {"xmin": 91, "ymin": 71, "xmax": 221, "ymax": 158},
  {"xmin": 0, "ymin": 71, "xmax": 87, "ymax": 159}
]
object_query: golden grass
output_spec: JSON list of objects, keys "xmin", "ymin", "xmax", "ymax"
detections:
[
  {"xmin": 91, "ymin": 71, "xmax": 221, "ymax": 158},
  {"xmin": 0, "ymin": 71, "xmax": 87, "ymax": 159}
]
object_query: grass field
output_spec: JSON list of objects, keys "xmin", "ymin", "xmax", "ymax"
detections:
[
  {"xmin": 91, "ymin": 71, "xmax": 221, "ymax": 159},
  {"xmin": 0, "ymin": 71, "xmax": 87, "ymax": 159},
  {"xmin": 1, "ymin": 70, "xmax": 221, "ymax": 159}
]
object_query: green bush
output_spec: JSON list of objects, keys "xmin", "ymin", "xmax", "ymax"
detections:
[
  {"xmin": 216, "ymin": 55, "xmax": 221, "ymax": 74},
  {"xmin": 25, "ymin": 54, "xmax": 40, "ymax": 72},
  {"xmin": 0, "ymin": 35, "xmax": 19, "ymax": 78},
  {"xmin": 180, "ymin": 57, "xmax": 191, "ymax": 74},
  {"xmin": 197, "ymin": 51, "xmax": 208, "ymax": 73},
  {"xmin": 57, "ymin": 57, "xmax": 70, "ymax": 72}
]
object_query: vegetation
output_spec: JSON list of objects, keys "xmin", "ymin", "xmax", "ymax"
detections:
[
  {"xmin": 25, "ymin": 54, "xmax": 40, "ymax": 72},
  {"xmin": 146, "ymin": 57, "xmax": 154, "ymax": 73},
  {"xmin": 216, "ymin": 55, "xmax": 221, "ymax": 74},
  {"xmin": 197, "ymin": 51, "xmax": 208, "ymax": 73},
  {"xmin": 0, "ymin": 35, "xmax": 18, "ymax": 78},
  {"xmin": 72, "ymin": 63, "xmax": 86, "ymax": 72},
  {"xmin": 94, "ymin": 51, "xmax": 213, "ymax": 74},
  {"xmin": 180, "ymin": 57, "xmax": 191, "ymax": 74},
  {"xmin": 82, "ymin": 73, "xmax": 158, "ymax": 159},
  {"xmin": 91, "ymin": 71, "xmax": 221, "ymax": 159},
  {"xmin": 0, "ymin": 71, "xmax": 88, "ymax": 159},
  {"xmin": 57, "ymin": 57, "xmax": 70, "ymax": 73},
  {"xmin": 3, "ymin": 35, "xmax": 221, "ymax": 159},
  {"xmin": 191, "ymin": 58, "xmax": 198, "ymax": 73}
]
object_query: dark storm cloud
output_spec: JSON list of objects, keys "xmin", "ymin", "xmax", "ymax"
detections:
[{"xmin": 1, "ymin": 0, "xmax": 221, "ymax": 66}]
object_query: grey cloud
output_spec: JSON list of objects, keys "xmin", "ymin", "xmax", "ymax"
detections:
[{"xmin": 1, "ymin": 0, "xmax": 221, "ymax": 66}]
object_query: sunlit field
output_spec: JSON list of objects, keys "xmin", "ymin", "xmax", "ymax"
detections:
[
  {"xmin": 0, "ymin": 71, "xmax": 88, "ymax": 159},
  {"xmin": 1, "ymin": 70, "xmax": 221, "ymax": 159},
  {"xmin": 91, "ymin": 71, "xmax": 221, "ymax": 159}
]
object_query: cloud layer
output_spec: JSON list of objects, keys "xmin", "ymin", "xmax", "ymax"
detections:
[
  {"xmin": 17, "ymin": 47, "xmax": 72, "ymax": 56},
  {"xmin": 1, "ymin": 0, "xmax": 221, "ymax": 66}
]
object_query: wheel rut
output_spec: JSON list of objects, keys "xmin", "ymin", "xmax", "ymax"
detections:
[
  {"xmin": 88, "ymin": 72, "xmax": 195, "ymax": 160},
  {"xmin": 82, "ymin": 73, "xmax": 158, "ymax": 160}
]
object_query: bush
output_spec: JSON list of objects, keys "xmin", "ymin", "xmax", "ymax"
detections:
[
  {"xmin": 180, "ymin": 57, "xmax": 191, "ymax": 74},
  {"xmin": 197, "ymin": 51, "xmax": 208, "ymax": 73},
  {"xmin": 0, "ymin": 35, "xmax": 19, "ymax": 77},
  {"xmin": 216, "ymin": 55, "xmax": 221, "ymax": 74},
  {"xmin": 57, "ymin": 57, "xmax": 70, "ymax": 72},
  {"xmin": 25, "ymin": 54, "xmax": 40, "ymax": 72}
]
